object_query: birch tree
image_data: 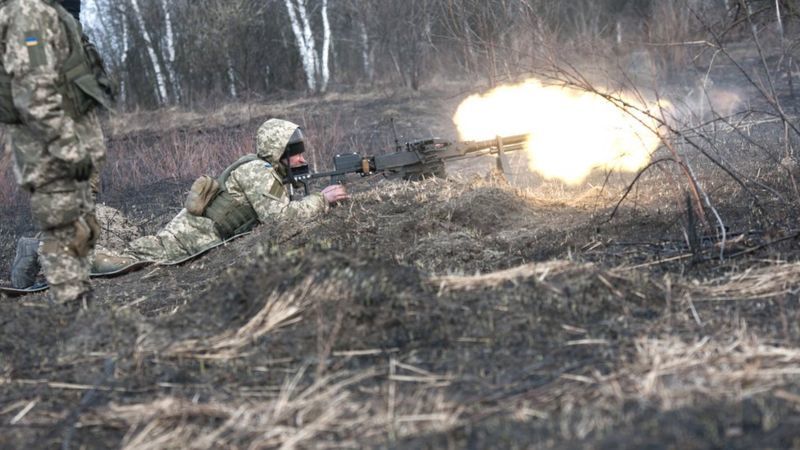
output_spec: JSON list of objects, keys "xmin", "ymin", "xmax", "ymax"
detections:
[
  {"xmin": 131, "ymin": 0, "xmax": 168, "ymax": 104},
  {"xmin": 321, "ymin": 0, "xmax": 331, "ymax": 92},
  {"xmin": 159, "ymin": 0, "xmax": 181, "ymax": 102},
  {"xmin": 283, "ymin": 0, "xmax": 333, "ymax": 93}
]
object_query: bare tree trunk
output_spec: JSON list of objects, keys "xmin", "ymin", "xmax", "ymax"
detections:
[
  {"xmin": 131, "ymin": 0, "xmax": 168, "ymax": 104},
  {"xmin": 461, "ymin": 2, "xmax": 475, "ymax": 73},
  {"xmin": 160, "ymin": 0, "xmax": 181, "ymax": 102},
  {"xmin": 227, "ymin": 54, "xmax": 238, "ymax": 98},
  {"xmin": 120, "ymin": 14, "xmax": 129, "ymax": 105},
  {"xmin": 357, "ymin": 15, "xmax": 372, "ymax": 82},
  {"xmin": 284, "ymin": 0, "xmax": 318, "ymax": 92},
  {"xmin": 320, "ymin": 0, "xmax": 331, "ymax": 92}
]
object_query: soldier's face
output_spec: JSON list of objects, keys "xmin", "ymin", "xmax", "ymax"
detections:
[{"xmin": 287, "ymin": 153, "xmax": 307, "ymax": 168}]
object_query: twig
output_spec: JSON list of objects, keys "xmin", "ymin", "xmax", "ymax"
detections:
[
  {"xmin": 9, "ymin": 400, "xmax": 37, "ymax": 425},
  {"xmin": 602, "ymin": 157, "xmax": 673, "ymax": 224},
  {"xmin": 726, "ymin": 231, "xmax": 800, "ymax": 259}
]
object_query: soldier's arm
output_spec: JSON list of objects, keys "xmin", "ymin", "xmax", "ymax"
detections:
[
  {"xmin": 231, "ymin": 161, "xmax": 326, "ymax": 222},
  {"xmin": 3, "ymin": 3, "xmax": 80, "ymax": 159}
]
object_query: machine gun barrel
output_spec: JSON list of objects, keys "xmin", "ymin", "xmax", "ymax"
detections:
[
  {"xmin": 286, "ymin": 133, "xmax": 530, "ymax": 195},
  {"xmin": 459, "ymin": 134, "xmax": 528, "ymax": 154}
]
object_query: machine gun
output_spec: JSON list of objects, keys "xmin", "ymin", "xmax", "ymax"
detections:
[{"xmin": 287, "ymin": 134, "xmax": 528, "ymax": 195}]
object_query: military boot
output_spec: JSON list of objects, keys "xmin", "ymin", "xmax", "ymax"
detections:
[
  {"xmin": 93, "ymin": 251, "xmax": 139, "ymax": 274},
  {"xmin": 11, "ymin": 237, "xmax": 41, "ymax": 289}
]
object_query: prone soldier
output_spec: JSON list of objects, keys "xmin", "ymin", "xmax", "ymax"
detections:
[{"xmin": 92, "ymin": 118, "xmax": 348, "ymax": 269}]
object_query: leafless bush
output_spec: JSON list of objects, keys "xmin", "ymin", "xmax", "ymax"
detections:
[{"xmin": 103, "ymin": 126, "xmax": 252, "ymax": 196}]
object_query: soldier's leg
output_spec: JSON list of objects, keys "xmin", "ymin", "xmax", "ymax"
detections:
[
  {"xmin": 126, "ymin": 210, "xmax": 220, "ymax": 262},
  {"xmin": 39, "ymin": 223, "xmax": 92, "ymax": 302},
  {"xmin": 30, "ymin": 184, "xmax": 98, "ymax": 303}
]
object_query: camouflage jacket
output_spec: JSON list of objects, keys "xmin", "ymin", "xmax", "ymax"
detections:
[
  {"xmin": 0, "ymin": 0, "xmax": 88, "ymax": 189},
  {"xmin": 224, "ymin": 159, "xmax": 325, "ymax": 224}
]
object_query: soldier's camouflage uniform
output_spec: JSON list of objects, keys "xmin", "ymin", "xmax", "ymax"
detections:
[
  {"xmin": 110, "ymin": 119, "xmax": 325, "ymax": 263},
  {"xmin": 1, "ymin": 0, "xmax": 106, "ymax": 302}
]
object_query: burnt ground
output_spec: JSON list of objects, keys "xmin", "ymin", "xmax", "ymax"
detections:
[{"xmin": 3, "ymin": 81, "xmax": 800, "ymax": 448}]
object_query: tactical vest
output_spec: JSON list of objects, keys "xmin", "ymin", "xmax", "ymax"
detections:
[
  {"xmin": 203, "ymin": 155, "xmax": 263, "ymax": 240},
  {"xmin": 0, "ymin": 0, "xmax": 113, "ymax": 124}
]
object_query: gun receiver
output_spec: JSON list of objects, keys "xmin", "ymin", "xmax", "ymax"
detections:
[{"xmin": 288, "ymin": 134, "xmax": 528, "ymax": 193}]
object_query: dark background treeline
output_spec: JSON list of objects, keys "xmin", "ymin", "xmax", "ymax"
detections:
[{"xmin": 87, "ymin": 0, "xmax": 800, "ymax": 110}]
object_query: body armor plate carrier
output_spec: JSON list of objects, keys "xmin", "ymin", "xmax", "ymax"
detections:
[{"xmin": 203, "ymin": 155, "xmax": 261, "ymax": 240}]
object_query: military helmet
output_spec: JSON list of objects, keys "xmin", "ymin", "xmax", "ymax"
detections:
[
  {"xmin": 284, "ymin": 128, "xmax": 306, "ymax": 157},
  {"xmin": 255, "ymin": 118, "xmax": 302, "ymax": 163}
]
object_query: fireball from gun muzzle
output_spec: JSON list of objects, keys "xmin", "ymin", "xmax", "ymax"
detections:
[{"xmin": 454, "ymin": 79, "xmax": 663, "ymax": 184}]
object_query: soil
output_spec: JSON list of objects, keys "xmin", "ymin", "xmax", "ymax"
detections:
[{"xmin": 2, "ymin": 80, "xmax": 800, "ymax": 448}]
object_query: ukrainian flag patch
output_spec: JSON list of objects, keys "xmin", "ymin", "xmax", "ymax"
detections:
[{"xmin": 24, "ymin": 31, "xmax": 46, "ymax": 67}]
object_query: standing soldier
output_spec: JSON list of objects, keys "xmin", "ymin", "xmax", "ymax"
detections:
[{"xmin": 0, "ymin": 0, "xmax": 113, "ymax": 306}]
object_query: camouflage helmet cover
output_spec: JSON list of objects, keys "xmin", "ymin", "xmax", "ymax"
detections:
[{"xmin": 256, "ymin": 119, "xmax": 300, "ymax": 163}]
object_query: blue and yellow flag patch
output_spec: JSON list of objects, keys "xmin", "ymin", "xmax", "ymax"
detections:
[{"xmin": 24, "ymin": 31, "xmax": 46, "ymax": 67}]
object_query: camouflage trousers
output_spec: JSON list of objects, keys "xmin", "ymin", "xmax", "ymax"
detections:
[
  {"xmin": 123, "ymin": 209, "xmax": 221, "ymax": 262},
  {"xmin": 31, "ymin": 180, "xmax": 99, "ymax": 302}
]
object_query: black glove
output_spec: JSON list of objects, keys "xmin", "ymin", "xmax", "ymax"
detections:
[{"xmin": 70, "ymin": 155, "xmax": 93, "ymax": 182}]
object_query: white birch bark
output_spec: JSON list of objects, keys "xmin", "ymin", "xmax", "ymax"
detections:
[
  {"xmin": 284, "ymin": 0, "xmax": 317, "ymax": 92},
  {"xmin": 775, "ymin": 0, "xmax": 784, "ymax": 38},
  {"xmin": 227, "ymin": 54, "xmax": 238, "ymax": 98},
  {"xmin": 297, "ymin": 0, "xmax": 320, "ymax": 86},
  {"xmin": 160, "ymin": 0, "xmax": 181, "ymax": 101},
  {"xmin": 320, "ymin": 0, "xmax": 331, "ymax": 92},
  {"xmin": 131, "ymin": 0, "xmax": 168, "ymax": 103},
  {"xmin": 120, "ymin": 12, "xmax": 129, "ymax": 104},
  {"xmin": 358, "ymin": 16, "xmax": 372, "ymax": 81}
]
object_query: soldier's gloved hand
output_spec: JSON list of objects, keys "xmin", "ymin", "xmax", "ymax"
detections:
[
  {"xmin": 321, "ymin": 184, "xmax": 350, "ymax": 205},
  {"xmin": 70, "ymin": 154, "xmax": 94, "ymax": 182}
]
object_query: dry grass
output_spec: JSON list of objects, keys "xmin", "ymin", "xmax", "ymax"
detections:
[
  {"xmin": 429, "ymin": 260, "xmax": 595, "ymax": 292},
  {"xmin": 104, "ymin": 126, "xmax": 252, "ymax": 195},
  {"xmin": 624, "ymin": 331, "xmax": 800, "ymax": 408},
  {"xmin": 105, "ymin": 90, "xmax": 394, "ymax": 140},
  {"xmin": 83, "ymin": 363, "xmax": 467, "ymax": 449},
  {"xmin": 500, "ymin": 329, "xmax": 800, "ymax": 439},
  {"xmin": 90, "ymin": 369, "xmax": 375, "ymax": 450},
  {"xmin": 686, "ymin": 262, "xmax": 800, "ymax": 301},
  {"xmin": 161, "ymin": 277, "xmax": 322, "ymax": 360}
]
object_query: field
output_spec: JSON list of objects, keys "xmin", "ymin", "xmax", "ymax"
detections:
[{"xmin": 2, "ymin": 77, "xmax": 800, "ymax": 449}]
